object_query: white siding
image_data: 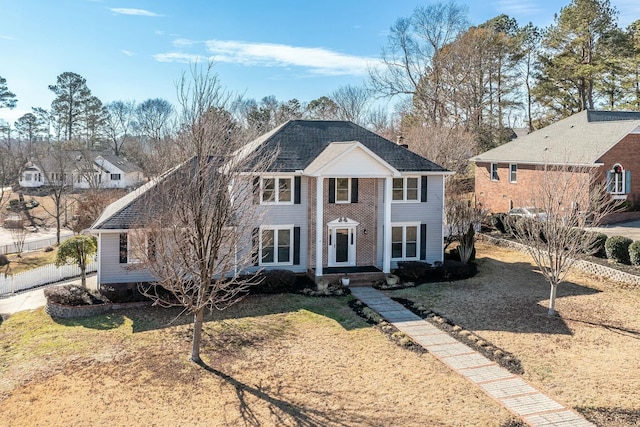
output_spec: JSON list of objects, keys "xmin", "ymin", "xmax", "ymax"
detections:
[{"xmin": 98, "ymin": 232, "xmax": 156, "ymax": 284}]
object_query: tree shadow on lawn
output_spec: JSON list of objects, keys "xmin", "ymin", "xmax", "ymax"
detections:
[
  {"xmin": 395, "ymin": 258, "xmax": 601, "ymax": 336},
  {"xmin": 196, "ymin": 359, "xmax": 365, "ymax": 427},
  {"xmin": 52, "ymin": 293, "xmax": 367, "ymax": 334}
]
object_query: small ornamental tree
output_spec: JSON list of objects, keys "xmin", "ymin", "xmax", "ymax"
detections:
[{"xmin": 55, "ymin": 235, "xmax": 97, "ymax": 287}]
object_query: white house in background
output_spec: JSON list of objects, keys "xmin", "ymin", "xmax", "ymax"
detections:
[
  {"xmin": 19, "ymin": 151, "xmax": 144, "ymax": 190},
  {"xmin": 91, "ymin": 120, "xmax": 454, "ymax": 287}
]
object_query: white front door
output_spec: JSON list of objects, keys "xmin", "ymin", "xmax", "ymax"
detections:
[{"xmin": 328, "ymin": 226, "xmax": 356, "ymax": 267}]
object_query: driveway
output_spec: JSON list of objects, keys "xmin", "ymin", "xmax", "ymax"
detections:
[{"xmin": 592, "ymin": 219, "xmax": 640, "ymax": 241}]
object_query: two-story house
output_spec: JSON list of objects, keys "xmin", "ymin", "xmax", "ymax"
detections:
[
  {"xmin": 90, "ymin": 120, "xmax": 452, "ymax": 286},
  {"xmin": 19, "ymin": 151, "xmax": 144, "ymax": 190},
  {"xmin": 470, "ymin": 110, "xmax": 640, "ymax": 213}
]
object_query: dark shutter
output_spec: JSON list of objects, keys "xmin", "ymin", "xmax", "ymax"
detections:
[
  {"xmin": 252, "ymin": 228, "xmax": 259, "ymax": 266},
  {"xmin": 119, "ymin": 233, "xmax": 128, "ymax": 264},
  {"xmin": 253, "ymin": 176, "xmax": 260, "ymax": 204},
  {"xmin": 293, "ymin": 226, "xmax": 301, "ymax": 265},
  {"xmin": 351, "ymin": 178, "xmax": 358, "ymax": 203},
  {"xmin": 626, "ymin": 171, "xmax": 632, "ymax": 194},
  {"xmin": 328, "ymin": 178, "xmax": 335, "ymax": 203},
  {"xmin": 421, "ymin": 176, "xmax": 428, "ymax": 202},
  {"xmin": 420, "ymin": 224, "xmax": 427, "ymax": 261},
  {"xmin": 294, "ymin": 176, "xmax": 301, "ymax": 204}
]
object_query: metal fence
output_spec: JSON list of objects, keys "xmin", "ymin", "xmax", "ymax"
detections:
[
  {"xmin": 0, "ymin": 233, "xmax": 73, "ymax": 255},
  {"xmin": 0, "ymin": 260, "xmax": 97, "ymax": 295}
]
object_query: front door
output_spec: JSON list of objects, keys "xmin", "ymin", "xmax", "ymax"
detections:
[{"xmin": 329, "ymin": 226, "xmax": 356, "ymax": 266}]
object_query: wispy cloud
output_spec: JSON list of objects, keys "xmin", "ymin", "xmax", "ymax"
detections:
[
  {"xmin": 154, "ymin": 52, "xmax": 208, "ymax": 63},
  {"xmin": 109, "ymin": 8, "xmax": 161, "ymax": 17},
  {"xmin": 493, "ymin": 0, "xmax": 544, "ymax": 16},
  {"xmin": 201, "ymin": 40, "xmax": 377, "ymax": 76},
  {"xmin": 121, "ymin": 50, "xmax": 134, "ymax": 56},
  {"xmin": 173, "ymin": 38, "xmax": 197, "ymax": 47},
  {"xmin": 0, "ymin": 35, "xmax": 16, "ymax": 41}
]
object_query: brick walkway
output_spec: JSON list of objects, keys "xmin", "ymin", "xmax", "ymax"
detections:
[{"xmin": 350, "ymin": 287, "xmax": 594, "ymax": 427}]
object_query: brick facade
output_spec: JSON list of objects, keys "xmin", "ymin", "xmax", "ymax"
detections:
[
  {"xmin": 308, "ymin": 177, "xmax": 379, "ymax": 268},
  {"xmin": 598, "ymin": 134, "xmax": 640, "ymax": 206}
]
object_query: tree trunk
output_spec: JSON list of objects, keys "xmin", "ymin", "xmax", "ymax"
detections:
[
  {"xmin": 548, "ymin": 283, "xmax": 558, "ymax": 316},
  {"xmin": 80, "ymin": 264, "xmax": 86, "ymax": 288},
  {"xmin": 191, "ymin": 308, "xmax": 204, "ymax": 363}
]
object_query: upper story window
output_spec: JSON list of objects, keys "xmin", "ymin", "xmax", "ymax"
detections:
[
  {"xmin": 335, "ymin": 178, "xmax": 350, "ymax": 203},
  {"xmin": 111, "ymin": 173, "xmax": 121, "ymax": 181},
  {"xmin": 392, "ymin": 177, "xmax": 420, "ymax": 202},
  {"xmin": 261, "ymin": 177, "xmax": 292, "ymax": 204},
  {"xmin": 509, "ymin": 164, "xmax": 517, "ymax": 183},
  {"xmin": 491, "ymin": 163, "xmax": 499, "ymax": 181}
]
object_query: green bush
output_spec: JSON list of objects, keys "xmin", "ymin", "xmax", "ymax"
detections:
[
  {"xmin": 256, "ymin": 269, "xmax": 297, "ymax": 294},
  {"xmin": 582, "ymin": 231, "xmax": 608, "ymax": 257},
  {"xmin": 396, "ymin": 261, "xmax": 439, "ymax": 282},
  {"xmin": 44, "ymin": 284, "xmax": 108, "ymax": 306},
  {"xmin": 629, "ymin": 241, "xmax": 640, "ymax": 266},
  {"xmin": 605, "ymin": 235, "xmax": 633, "ymax": 264}
]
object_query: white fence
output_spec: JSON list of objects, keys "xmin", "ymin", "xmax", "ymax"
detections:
[
  {"xmin": 0, "ymin": 260, "xmax": 97, "ymax": 295},
  {"xmin": 0, "ymin": 233, "xmax": 73, "ymax": 255}
]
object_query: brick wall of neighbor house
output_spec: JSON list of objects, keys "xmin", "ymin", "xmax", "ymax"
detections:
[
  {"xmin": 475, "ymin": 162, "xmax": 591, "ymax": 213},
  {"xmin": 307, "ymin": 177, "xmax": 379, "ymax": 268},
  {"xmin": 598, "ymin": 133, "xmax": 640, "ymax": 203}
]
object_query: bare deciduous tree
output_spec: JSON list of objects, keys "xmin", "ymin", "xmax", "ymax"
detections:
[
  {"xmin": 105, "ymin": 100, "xmax": 136, "ymax": 155},
  {"xmin": 444, "ymin": 196, "xmax": 486, "ymax": 264},
  {"xmin": 404, "ymin": 124, "xmax": 476, "ymax": 175},
  {"xmin": 134, "ymin": 63, "xmax": 274, "ymax": 363},
  {"xmin": 331, "ymin": 84, "xmax": 371, "ymax": 125},
  {"xmin": 504, "ymin": 164, "xmax": 618, "ymax": 315}
]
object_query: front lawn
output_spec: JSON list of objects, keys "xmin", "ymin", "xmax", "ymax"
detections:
[
  {"xmin": 0, "ymin": 293, "xmax": 516, "ymax": 427},
  {"xmin": 391, "ymin": 241, "xmax": 640, "ymax": 427}
]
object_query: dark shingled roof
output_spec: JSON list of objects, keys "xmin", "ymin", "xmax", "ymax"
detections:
[{"xmin": 252, "ymin": 120, "xmax": 447, "ymax": 172}]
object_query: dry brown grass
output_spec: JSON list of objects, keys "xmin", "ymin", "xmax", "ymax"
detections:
[
  {"xmin": 0, "ymin": 294, "xmax": 518, "ymax": 427},
  {"xmin": 393, "ymin": 241, "xmax": 640, "ymax": 427},
  {"xmin": 4, "ymin": 248, "xmax": 58, "ymax": 274}
]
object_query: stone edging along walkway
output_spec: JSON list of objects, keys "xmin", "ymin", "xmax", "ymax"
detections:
[{"xmin": 349, "ymin": 287, "xmax": 595, "ymax": 427}]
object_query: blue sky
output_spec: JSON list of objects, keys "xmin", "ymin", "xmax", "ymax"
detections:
[{"xmin": 1, "ymin": 0, "xmax": 639, "ymax": 125}]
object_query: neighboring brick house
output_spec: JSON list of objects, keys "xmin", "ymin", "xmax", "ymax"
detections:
[
  {"xmin": 470, "ymin": 110, "xmax": 640, "ymax": 213},
  {"xmin": 90, "ymin": 120, "xmax": 452, "ymax": 286},
  {"xmin": 19, "ymin": 151, "xmax": 144, "ymax": 190}
]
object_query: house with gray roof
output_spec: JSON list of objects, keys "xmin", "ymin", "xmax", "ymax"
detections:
[
  {"xmin": 91, "ymin": 120, "xmax": 453, "ymax": 286},
  {"xmin": 19, "ymin": 151, "xmax": 144, "ymax": 190},
  {"xmin": 470, "ymin": 110, "xmax": 640, "ymax": 213}
]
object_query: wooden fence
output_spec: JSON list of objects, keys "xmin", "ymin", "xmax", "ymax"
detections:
[{"xmin": 0, "ymin": 260, "xmax": 97, "ymax": 295}]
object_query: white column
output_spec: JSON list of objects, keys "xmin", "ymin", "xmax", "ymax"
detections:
[
  {"xmin": 383, "ymin": 176, "xmax": 392, "ymax": 273},
  {"xmin": 315, "ymin": 177, "xmax": 324, "ymax": 277}
]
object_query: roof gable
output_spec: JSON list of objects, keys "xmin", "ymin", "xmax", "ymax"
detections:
[{"xmin": 304, "ymin": 141, "xmax": 400, "ymax": 177}]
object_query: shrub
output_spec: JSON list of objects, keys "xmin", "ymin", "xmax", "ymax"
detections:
[
  {"xmin": 582, "ymin": 231, "xmax": 608, "ymax": 257},
  {"xmin": 448, "ymin": 246, "xmax": 476, "ymax": 262},
  {"xmin": 44, "ymin": 246, "xmax": 54, "ymax": 252},
  {"xmin": 44, "ymin": 284, "xmax": 108, "ymax": 306},
  {"xmin": 630, "ymin": 241, "xmax": 640, "ymax": 266},
  {"xmin": 255, "ymin": 269, "xmax": 297, "ymax": 294},
  {"xmin": 442, "ymin": 261, "xmax": 477, "ymax": 280},
  {"xmin": 0, "ymin": 254, "xmax": 9, "ymax": 267},
  {"xmin": 605, "ymin": 235, "xmax": 633, "ymax": 264},
  {"xmin": 99, "ymin": 284, "xmax": 149, "ymax": 303},
  {"xmin": 490, "ymin": 213, "xmax": 508, "ymax": 234},
  {"xmin": 396, "ymin": 261, "xmax": 437, "ymax": 282}
]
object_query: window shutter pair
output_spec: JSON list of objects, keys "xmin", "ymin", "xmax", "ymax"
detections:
[{"xmin": 328, "ymin": 178, "xmax": 358, "ymax": 203}]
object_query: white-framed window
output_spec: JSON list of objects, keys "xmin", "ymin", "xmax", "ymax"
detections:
[
  {"xmin": 491, "ymin": 163, "xmax": 499, "ymax": 181},
  {"xmin": 608, "ymin": 163, "xmax": 628, "ymax": 195},
  {"xmin": 335, "ymin": 178, "xmax": 351, "ymax": 203},
  {"xmin": 391, "ymin": 223, "xmax": 420, "ymax": 260},
  {"xmin": 261, "ymin": 177, "xmax": 293, "ymax": 204},
  {"xmin": 24, "ymin": 173, "xmax": 32, "ymax": 181},
  {"xmin": 259, "ymin": 226, "xmax": 293, "ymax": 265},
  {"xmin": 392, "ymin": 177, "xmax": 420, "ymax": 202},
  {"xmin": 509, "ymin": 164, "xmax": 517, "ymax": 183},
  {"xmin": 111, "ymin": 173, "xmax": 121, "ymax": 181}
]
